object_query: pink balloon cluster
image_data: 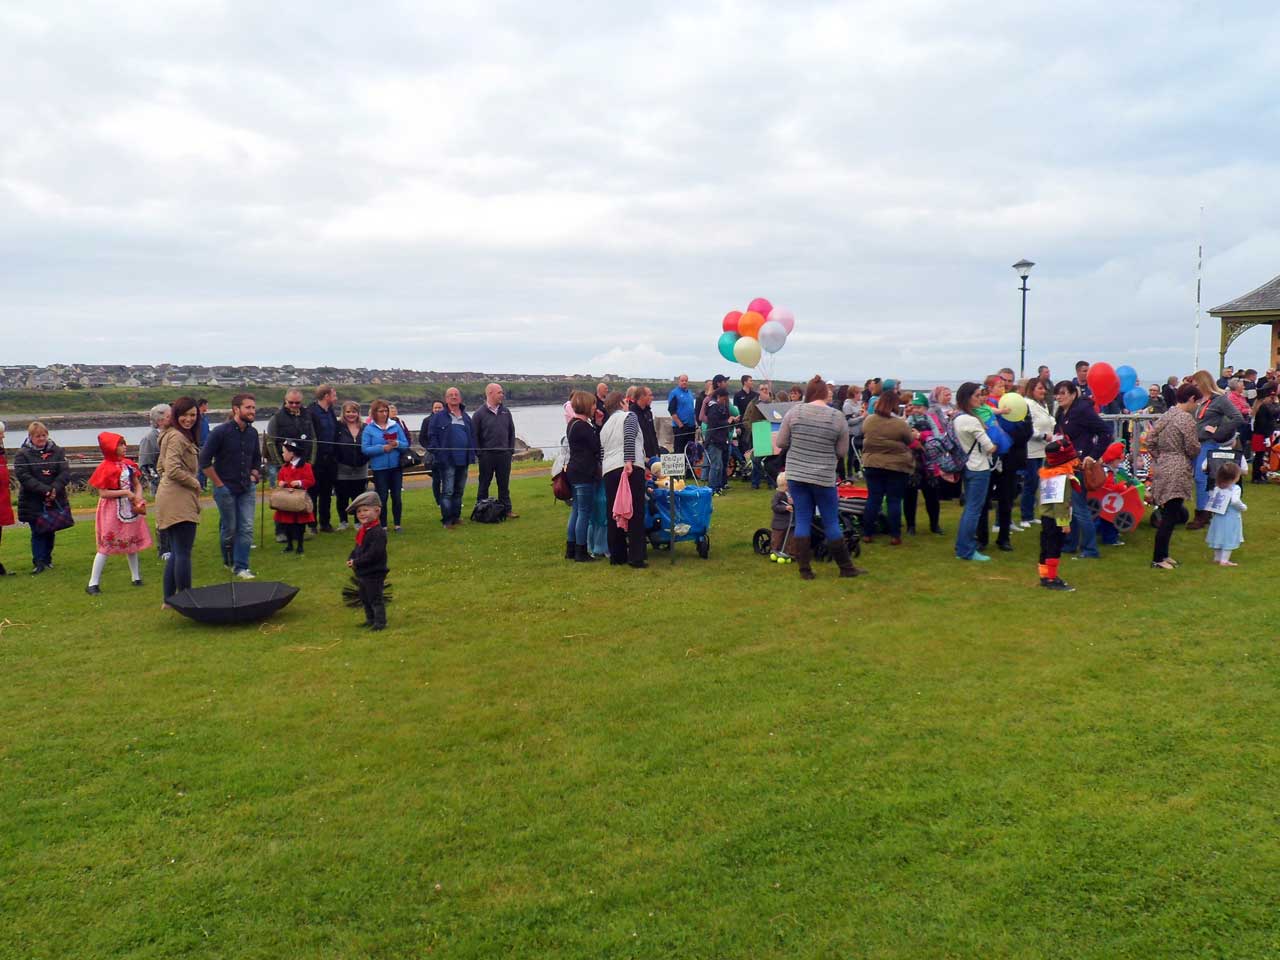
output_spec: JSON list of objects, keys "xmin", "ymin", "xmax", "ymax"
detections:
[{"xmin": 718, "ymin": 297, "xmax": 796, "ymax": 367}]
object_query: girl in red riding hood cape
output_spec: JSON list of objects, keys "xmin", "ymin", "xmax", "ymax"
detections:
[
  {"xmin": 85, "ymin": 432, "xmax": 152, "ymax": 595},
  {"xmin": 1036, "ymin": 436, "xmax": 1081, "ymax": 592}
]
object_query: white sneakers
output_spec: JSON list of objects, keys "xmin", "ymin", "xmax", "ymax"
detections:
[{"xmin": 235, "ymin": 569, "xmax": 256, "ymax": 580}]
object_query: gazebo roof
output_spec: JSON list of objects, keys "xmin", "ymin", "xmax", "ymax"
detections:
[{"xmin": 1210, "ymin": 273, "xmax": 1280, "ymax": 315}]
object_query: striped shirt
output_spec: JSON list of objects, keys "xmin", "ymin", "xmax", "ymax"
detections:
[
  {"xmin": 778, "ymin": 403, "xmax": 849, "ymax": 486},
  {"xmin": 601, "ymin": 409, "xmax": 642, "ymax": 474}
]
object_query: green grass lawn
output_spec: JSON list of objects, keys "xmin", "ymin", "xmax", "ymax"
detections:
[{"xmin": 3, "ymin": 477, "xmax": 1278, "ymax": 958}]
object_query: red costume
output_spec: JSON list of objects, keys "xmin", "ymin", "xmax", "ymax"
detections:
[{"xmin": 273, "ymin": 461, "xmax": 315, "ymax": 525}]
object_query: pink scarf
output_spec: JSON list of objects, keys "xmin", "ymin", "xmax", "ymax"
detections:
[{"xmin": 612, "ymin": 473, "xmax": 633, "ymax": 528}]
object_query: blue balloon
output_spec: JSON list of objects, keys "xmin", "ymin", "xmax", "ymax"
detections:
[
  {"xmin": 1116, "ymin": 365, "xmax": 1138, "ymax": 393},
  {"xmin": 1123, "ymin": 385, "xmax": 1148, "ymax": 412}
]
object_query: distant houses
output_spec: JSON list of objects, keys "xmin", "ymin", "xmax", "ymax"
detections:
[{"xmin": 0, "ymin": 363, "xmax": 597, "ymax": 391}]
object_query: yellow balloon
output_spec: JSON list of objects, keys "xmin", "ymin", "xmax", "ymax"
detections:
[{"xmin": 998, "ymin": 392, "xmax": 1028, "ymax": 422}]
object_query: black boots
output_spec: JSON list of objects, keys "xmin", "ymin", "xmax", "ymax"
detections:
[
  {"xmin": 829, "ymin": 540, "xmax": 867, "ymax": 578},
  {"xmin": 574, "ymin": 544, "xmax": 595, "ymax": 563},
  {"xmin": 370, "ymin": 603, "xmax": 387, "ymax": 631},
  {"xmin": 565, "ymin": 540, "xmax": 575, "ymax": 560},
  {"xmin": 793, "ymin": 536, "xmax": 815, "ymax": 580}
]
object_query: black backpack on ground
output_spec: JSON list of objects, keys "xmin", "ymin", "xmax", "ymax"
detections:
[{"xmin": 470, "ymin": 498, "xmax": 508, "ymax": 523}]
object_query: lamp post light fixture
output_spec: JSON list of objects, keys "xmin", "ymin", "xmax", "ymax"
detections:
[{"xmin": 1012, "ymin": 259, "xmax": 1035, "ymax": 380}]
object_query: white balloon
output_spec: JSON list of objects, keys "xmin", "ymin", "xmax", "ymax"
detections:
[
  {"xmin": 766, "ymin": 306, "xmax": 795, "ymax": 335},
  {"xmin": 758, "ymin": 320, "xmax": 788, "ymax": 354},
  {"xmin": 732, "ymin": 336, "xmax": 762, "ymax": 367}
]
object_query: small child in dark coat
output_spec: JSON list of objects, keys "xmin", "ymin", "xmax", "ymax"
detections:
[
  {"xmin": 346, "ymin": 491, "xmax": 389, "ymax": 630},
  {"xmin": 770, "ymin": 472, "xmax": 793, "ymax": 561}
]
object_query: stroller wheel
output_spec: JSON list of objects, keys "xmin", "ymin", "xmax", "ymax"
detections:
[{"xmin": 752, "ymin": 529, "xmax": 772, "ymax": 556}]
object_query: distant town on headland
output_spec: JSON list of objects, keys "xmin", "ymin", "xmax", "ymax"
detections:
[{"xmin": 1, "ymin": 364, "xmax": 626, "ymax": 392}]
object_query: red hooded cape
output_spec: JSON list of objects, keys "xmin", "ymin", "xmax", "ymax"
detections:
[{"xmin": 88, "ymin": 432, "xmax": 140, "ymax": 492}]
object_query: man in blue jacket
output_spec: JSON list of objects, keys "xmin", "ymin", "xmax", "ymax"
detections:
[
  {"xmin": 667, "ymin": 373, "xmax": 696, "ymax": 465},
  {"xmin": 426, "ymin": 387, "xmax": 476, "ymax": 529}
]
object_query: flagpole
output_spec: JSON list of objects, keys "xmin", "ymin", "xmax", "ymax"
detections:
[{"xmin": 1194, "ymin": 205, "xmax": 1203, "ymax": 370}]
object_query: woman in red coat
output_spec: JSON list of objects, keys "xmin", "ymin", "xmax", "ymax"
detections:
[
  {"xmin": 0, "ymin": 422, "xmax": 16, "ymax": 576},
  {"xmin": 273, "ymin": 440, "xmax": 315, "ymax": 555}
]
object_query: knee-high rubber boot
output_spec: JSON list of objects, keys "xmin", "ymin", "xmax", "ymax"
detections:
[
  {"xmin": 565, "ymin": 539, "xmax": 575, "ymax": 560},
  {"xmin": 793, "ymin": 536, "xmax": 815, "ymax": 580},
  {"xmin": 829, "ymin": 540, "xmax": 866, "ymax": 578}
]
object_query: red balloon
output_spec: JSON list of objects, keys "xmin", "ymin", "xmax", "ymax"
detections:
[
  {"xmin": 1087, "ymin": 361, "xmax": 1121, "ymax": 406},
  {"xmin": 722, "ymin": 310, "xmax": 742, "ymax": 333},
  {"xmin": 748, "ymin": 297, "xmax": 773, "ymax": 318}
]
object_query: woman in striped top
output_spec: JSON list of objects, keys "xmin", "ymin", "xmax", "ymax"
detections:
[
  {"xmin": 600, "ymin": 391, "xmax": 648, "ymax": 568},
  {"xmin": 776, "ymin": 376, "xmax": 864, "ymax": 580}
]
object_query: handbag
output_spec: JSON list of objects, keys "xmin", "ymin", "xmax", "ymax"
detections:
[
  {"xmin": 552, "ymin": 472, "xmax": 572, "ymax": 502},
  {"xmin": 33, "ymin": 502, "xmax": 75, "ymax": 534},
  {"xmin": 269, "ymin": 486, "xmax": 313, "ymax": 513}
]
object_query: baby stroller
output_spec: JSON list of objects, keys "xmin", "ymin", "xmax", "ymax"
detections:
[
  {"xmin": 647, "ymin": 480, "xmax": 713, "ymax": 558},
  {"xmin": 752, "ymin": 488, "xmax": 862, "ymax": 561}
]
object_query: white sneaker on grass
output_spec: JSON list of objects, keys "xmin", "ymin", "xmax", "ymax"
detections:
[{"xmin": 235, "ymin": 569, "xmax": 256, "ymax": 580}]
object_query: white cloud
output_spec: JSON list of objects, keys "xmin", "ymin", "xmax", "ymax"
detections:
[
  {"xmin": 586, "ymin": 343, "xmax": 696, "ymax": 377},
  {"xmin": 2, "ymin": 0, "xmax": 1279, "ymax": 379}
]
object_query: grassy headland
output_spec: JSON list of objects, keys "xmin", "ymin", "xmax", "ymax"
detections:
[{"xmin": 2, "ymin": 476, "xmax": 1278, "ymax": 957}]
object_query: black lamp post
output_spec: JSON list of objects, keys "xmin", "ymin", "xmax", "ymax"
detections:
[{"xmin": 1012, "ymin": 259, "xmax": 1035, "ymax": 379}]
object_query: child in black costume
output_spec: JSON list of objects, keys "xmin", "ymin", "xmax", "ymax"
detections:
[{"xmin": 346, "ymin": 491, "xmax": 388, "ymax": 631}]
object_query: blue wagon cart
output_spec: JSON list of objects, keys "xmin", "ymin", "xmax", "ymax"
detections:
[{"xmin": 646, "ymin": 482, "xmax": 713, "ymax": 560}]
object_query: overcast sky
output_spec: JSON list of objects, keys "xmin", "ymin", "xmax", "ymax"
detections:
[{"xmin": 3, "ymin": 1, "xmax": 1279, "ymax": 382}]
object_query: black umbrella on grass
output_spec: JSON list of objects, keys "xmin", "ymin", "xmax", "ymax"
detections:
[{"xmin": 168, "ymin": 581, "xmax": 300, "ymax": 625}]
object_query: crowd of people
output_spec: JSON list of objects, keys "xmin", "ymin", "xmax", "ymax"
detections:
[
  {"xmin": 0, "ymin": 382, "xmax": 525, "ymax": 607},
  {"xmin": 754, "ymin": 362, "xmax": 1275, "ymax": 586},
  {"xmin": 0, "ymin": 360, "xmax": 1274, "ymax": 608}
]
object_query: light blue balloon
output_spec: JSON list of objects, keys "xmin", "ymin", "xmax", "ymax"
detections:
[
  {"xmin": 1116, "ymin": 365, "xmax": 1138, "ymax": 393},
  {"xmin": 717, "ymin": 331, "xmax": 739, "ymax": 363},
  {"xmin": 1123, "ymin": 385, "xmax": 1148, "ymax": 411}
]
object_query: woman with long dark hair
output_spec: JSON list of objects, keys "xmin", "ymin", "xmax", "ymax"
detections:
[
  {"xmin": 155, "ymin": 396, "xmax": 202, "ymax": 605},
  {"xmin": 1146, "ymin": 383, "xmax": 1201, "ymax": 569}
]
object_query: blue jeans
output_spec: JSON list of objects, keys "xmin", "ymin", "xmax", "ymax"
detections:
[
  {"xmin": 372, "ymin": 467, "xmax": 403, "ymax": 527},
  {"xmin": 567, "ymin": 481, "xmax": 596, "ymax": 546},
  {"xmin": 789, "ymin": 481, "xmax": 841, "ymax": 540},
  {"xmin": 1193, "ymin": 440, "xmax": 1219, "ymax": 510},
  {"xmin": 439, "ymin": 464, "xmax": 468, "ymax": 524},
  {"xmin": 750, "ymin": 455, "xmax": 763, "ymax": 488},
  {"xmin": 1063, "ymin": 485, "xmax": 1100, "ymax": 557},
  {"xmin": 30, "ymin": 529, "xmax": 55, "ymax": 566},
  {"xmin": 707, "ymin": 445, "xmax": 726, "ymax": 491},
  {"xmin": 1020, "ymin": 457, "xmax": 1043, "ymax": 522},
  {"xmin": 212, "ymin": 485, "xmax": 255, "ymax": 572},
  {"xmin": 863, "ymin": 466, "xmax": 907, "ymax": 538},
  {"xmin": 955, "ymin": 468, "xmax": 991, "ymax": 558}
]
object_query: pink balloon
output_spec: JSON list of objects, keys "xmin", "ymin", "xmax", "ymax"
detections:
[
  {"xmin": 766, "ymin": 306, "xmax": 795, "ymax": 335},
  {"xmin": 747, "ymin": 297, "xmax": 772, "ymax": 318}
]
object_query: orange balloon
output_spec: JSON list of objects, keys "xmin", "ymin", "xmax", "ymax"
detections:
[{"xmin": 738, "ymin": 310, "xmax": 764, "ymax": 338}]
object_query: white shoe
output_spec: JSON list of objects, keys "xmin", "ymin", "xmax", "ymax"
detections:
[
  {"xmin": 235, "ymin": 569, "xmax": 256, "ymax": 580},
  {"xmin": 337, "ymin": 522, "xmax": 348, "ymax": 532}
]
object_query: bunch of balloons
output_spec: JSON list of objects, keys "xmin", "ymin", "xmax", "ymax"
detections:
[
  {"xmin": 1087, "ymin": 362, "xmax": 1150, "ymax": 412},
  {"xmin": 717, "ymin": 297, "xmax": 796, "ymax": 367}
]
